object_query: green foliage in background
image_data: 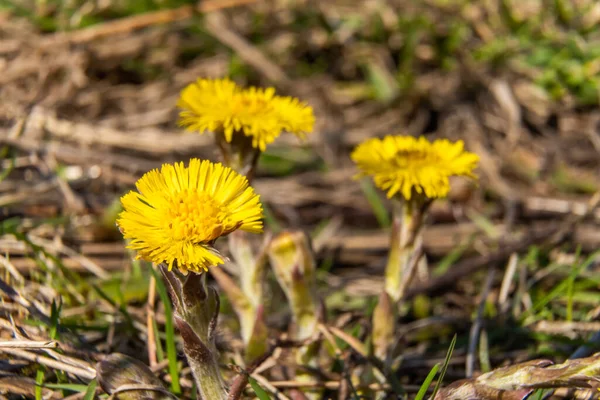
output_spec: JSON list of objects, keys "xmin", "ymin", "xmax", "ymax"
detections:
[{"xmin": 4, "ymin": 0, "xmax": 600, "ymax": 105}]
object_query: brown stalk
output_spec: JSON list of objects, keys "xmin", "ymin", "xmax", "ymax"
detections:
[{"xmin": 39, "ymin": 0, "xmax": 258, "ymax": 46}]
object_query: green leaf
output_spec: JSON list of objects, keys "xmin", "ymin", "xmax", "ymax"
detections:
[
  {"xmin": 529, "ymin": 389, "xmax": 547, "ymax": 400},
  {"xmin": 523, "ymin": 249, "xmax": 598, "ymax": 321},
  {"xmin": 0, "ymin": 151, "xmax": 15, "ymax": 184},
  {"xmin": 359, "ymin": 178, "xmax": 390, "ymax": 228},
  {"xmin": 153, "ymin": 317, "xmax": 165, "ymax": 362},
  {"xmin": 248, "ymin": 376, "xmax": 271, "ymax": 400},
  {"xmin": 479, "ymin": 330, "xmax": 491, "ymax": 373},
  {"xmin": 415, "ymin": 363, "xmax": 440, "ymax": 400},
  {"xmin": 49, "ymin": 299, "xmax": 62, "ymax": 340},
  {"xmin": 261, "ymin": 202, "xmax": 283, "ymax": 233},
  {"xmin": 150, "ymin": 266, "xmax": 181, "ymax": 395},
  {"xmin": 0, "ymin": 217, "xmax": 21, "ymax": 234},
  {"xmin": 434, "ymin": 235, "xmax": 475, "ymax": 276},
  {"xmin": 365, "ymin": 62, "xmax": 398, "ymax": 102},
  {"xmin": 90, "ymin": 283, "xmax": 135, "ymax": 330},
  {"xmin": 35, "ymin": 367, "xmax": 45, "ymax": 400},
  {"xmin": 83, "ymin": 379, "xmax": 98, "ymax": 400},
  {"xmin": 431, "ymin": 334, "xmax": 457, "ymax": 399}
]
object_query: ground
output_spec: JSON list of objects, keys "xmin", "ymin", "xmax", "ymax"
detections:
[{"xmin": 1, "ymin": 0, "xmax": 600, "ymax": 399}]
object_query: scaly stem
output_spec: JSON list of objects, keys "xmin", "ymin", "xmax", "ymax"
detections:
[
  {"xmin": 384, "ymin": 198, "xmax": 429, "ymax": 303},
  {"xmin": 214, "ymin": 130, "xmax": 261, "ymax": 181},
  {"xmin": 176, "ymin": 313, "xmax": 228, "ymax": 400},
  {"xmin": 160, "ymin": 267, "xmax": 228, "ymax": 400},
  {"xmin": 269, "ymin": 231, "xmax": 321, "ymax": 398},
  {"xmin": 226, "ymin": 231, "xmax": 269, "ymax": 362},
  {"xmin": 373, "ymin": 197, "xmax": 430, "ymax": 363},
  {"xmin": 213, "ymin": 128, "xmax": 268, "ymax": 363}
]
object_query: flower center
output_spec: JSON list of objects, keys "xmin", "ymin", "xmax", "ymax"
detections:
[
  {"xmin": 232, "ymin": 94, "xmax": 273, "ymax": 116},
  {"xmin": 391, "ymin": 150, "xmax": 439, "ymax": 169},
  {"xmin": 164, "ymin": 190, "xmax": 229, "ymax": 243}
]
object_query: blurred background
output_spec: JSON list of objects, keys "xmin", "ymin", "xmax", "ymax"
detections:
[
  {"xmin": 1, "ymin": 0, "xmax": 600, "ymax": 395},
  {"xmin": 3, "ymin": 0, "xmax": 600, "ymax": 274}
]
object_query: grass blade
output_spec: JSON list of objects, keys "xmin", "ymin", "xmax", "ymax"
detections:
[
  {"xmin": 90, "ymin": 283, "xmax": 135, "ymax": 330},
  {"xmin": 433, "ymin": 235, "xmax": 475, "ymax": 276},
  {"xmin": 49, "ymin": 299, "xmax": 61, "ymax": 340},
  {"xmin": 83, "ymin": 379, "xmax": 97, "ymax": 400},
  {"xmin": 359, "ymin": 178, "xmax": 390, "ymax": 228},
  {"xmin": 523, "ymin": 250, "xmax": 598, "ymax": 320},
  {"xmin": 430, "ymin": 334, "xmax": 457, "ymax": 400},
  {"xmin": 35, "ymin": 367, "xmax": 44, "ymax": 400},
  {"xmin": 152, "ymin": 317, "xmax": 165, "ymax": 361},
  {"xmin": 261, "ymin": 202, "xmax": 282, "ymax": 233},
  {"xmin": 248, "ymin": 376, "xmax": 271, "ymax": 400},
  {"xmin": 150, "ymin": 266, "xmax": 181, "ymax": 395},
  {"xmin": 0, "ymin": 152, "xmax": 15, "ymax": 183},
  {"xmin": 479, "ymin": 330, "xmax": 491, "ymax": 373},
  {"xmin": 415, "ymin": 363, "xmax": 440, "ymax": 400}
]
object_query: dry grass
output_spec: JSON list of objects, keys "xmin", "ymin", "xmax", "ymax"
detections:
[{"xmin": 1, "ymin": 0, "xmax": 600, "ymax": 398}]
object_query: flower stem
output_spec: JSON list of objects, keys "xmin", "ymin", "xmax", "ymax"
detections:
[
  {"xmin": 384, "ymin": 198, "xmax": 428, "ymax": 303},
  {"xmin": 374, "ymin": 197, "xmax": 430, "ymax": 361},
  {"xmin": 175, "ymin": 314, "xmax": 228, "ymax": 400},
  {"xmin": 210, "ymin": 231, "xmax": 269, "ymax": 363},
  {"xmin": 268, "ymin": 231, "xmax": 322, "ymax": 398},
  {"xmin": 160, "ymin": 266, "xmax": 228, "ymax": 400},
  {"xmin": 215, "ymin": 130, "xmax": 261, "ymax": 180}
]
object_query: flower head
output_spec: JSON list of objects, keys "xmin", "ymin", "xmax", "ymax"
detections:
[
  {"xmin": 177, "ymin": 78, "xmax": 315, "ymax": 151},
  {"xmin": 351, "ymin": 135, "xmax": 479, "ymax": 200},
  {"xmin": 117, "ymin": 159, "xmax": 263, "ymax": 274}
]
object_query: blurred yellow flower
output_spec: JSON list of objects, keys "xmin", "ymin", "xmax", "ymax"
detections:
[
  {"xmin": 177, "ymin": 78, "xmax": 314, "ymax": 151},
  {"xmin": 117, "ymin": 159, "xmax": 263, "ymax": 274},
  {"xmin": 351, "ymin": 135, "xmax": 479, "ymax": 200}
]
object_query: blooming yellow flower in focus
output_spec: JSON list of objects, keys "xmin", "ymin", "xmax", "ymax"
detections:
[
  {"xmin": 177, "ymin": 78, "xmax": 315, "ymax": 151},
  {"xmin": 351, "ymin": 135, "xmax": 479, "ymax": 200},
  {"xmin": 117, "ymin": 159, "xmax": 263, "ymax": 274}
]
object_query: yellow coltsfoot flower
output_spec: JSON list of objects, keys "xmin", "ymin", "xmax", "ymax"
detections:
[
  {"xmin": 351, "ymin": 135, "xmax": 479, "ymax": 200},
  {"xmin": 352, "ymin": 135, "xmax": 478, "ymax": 366},
  {"xmin": 117, "ymin": 159, "xmax": 263, "ymax": 274},
  {"xmin": 177, "ymin": 78, "xmax": 314, "ymax": 151}
]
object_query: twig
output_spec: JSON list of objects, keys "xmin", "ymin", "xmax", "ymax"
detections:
[
  {"xmin": 317, "ymin": 324, "xmax": 342, "ymax": 357},
  {"xmin": 28, "ymin": 236, "xmax": 109, "ymax": 280},
  {"xmin": 109, "ymin": 383, "xmax": 179, "ymax": 400},
  {"xmin": 42, "ymin": 347, "xmax": 97, "ymax": 371},
  {"xmin": 0, "ymin": 340, "xmax": 57, "ymax": 349},
  {"xmin": 324, "ymin": 325, "xmax": 367, "ymax": 357},
  {"xmin": 466, "ymin": 269, "xmax": 495, "ymax": 377},
  {"xmin": 147, "ymin": 272, "xmax": 158, "ymax": 367},
  {"xmin": 268, "ymin": 380, "xmax": 390, "ymax": 391},
  {"xmin": 0, "ymin": 348, "xmax": 96, "ymax": 380},
  {"xmin": 250, "ymin": 373, "xmax": 292, "ymax": 400},
  {"xmin": 322, "ymin": 323, "xmax": 405, "ymax": 393},
  {"xmin": 227, "ymin": 342, "xmax": 278, "ymax": 400},
  {"xmin": 524, "ymin": 196, "xmax": 600, "ymax": 222},
  {"xmin": 227, "ymin": 336, "xmax": 308, "ymax": 400},
  {"xmin": 40, "ymin": 0, "xmax": 258, "ymax": 46},
  {"xmin": 63, "ymin": 388, "xmax": 101, "ymax": 400},
  {"xmin": 204, "ymin": 12, "xmax": 291, "ymax": 87},
  {"xmin": 404, "ymin": 226, "xmax": 559, "ymax": 299},
  {"xmin": 498, "ymin": 253, "xmax": 519, "ymax": 313},
  {"xmin": 0, "ymin": 254, "xmax": 25, "ymax": 285},
  {"xmin": 570, "ymin": 330, "xmax": 600, "ymax": 360}
]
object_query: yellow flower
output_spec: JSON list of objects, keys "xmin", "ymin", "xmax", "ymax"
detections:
[
  {"xmin": 177, "ymin": 78, "xmax": 315, "ymax": 151},
  {"xmin": 117, "ymin": 159, "xmax": 263, "ymax": 274},
  {"xmin": 351, "ymin": 135, "xmax": 479, "ymax": 200}
]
